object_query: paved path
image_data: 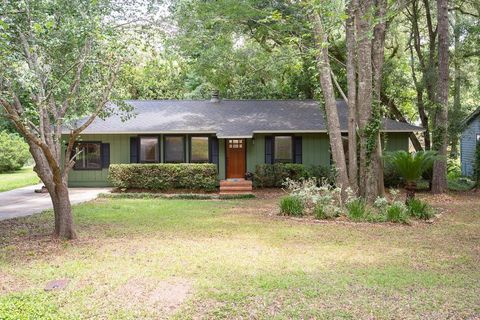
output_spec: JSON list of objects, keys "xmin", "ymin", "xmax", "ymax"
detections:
[{"xmin": 0, "ymin": 184, "xmax": 110, "ymax": 220}]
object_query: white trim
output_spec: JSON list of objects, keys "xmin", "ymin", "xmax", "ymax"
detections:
[{"xmin": 217, "ymin": 135, "xmax": 253, "ymax": 139}]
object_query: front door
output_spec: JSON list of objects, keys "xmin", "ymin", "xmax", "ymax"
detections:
[{"xmin": 226, "ymin": 139, "xmax": 246, "ymax": 179}]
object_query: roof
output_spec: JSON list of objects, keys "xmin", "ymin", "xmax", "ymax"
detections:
[
  {"xmin": 71, "ymin": 99, "xmax": 424, "ymax": 138},
  {"xmin": 461, "ymin": 106, "xmax": 480, "ymax": 127}
]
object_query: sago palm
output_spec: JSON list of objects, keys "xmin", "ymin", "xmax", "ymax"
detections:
[{"xmin": 385, "ymin": 150, "xmax": 438, "ymax": 202}]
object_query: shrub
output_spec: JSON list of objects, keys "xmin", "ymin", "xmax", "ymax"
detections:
[
  {"xmin": 313, "ymin": 202, "xmax": 339, "ymax": 219},
  {"xmin": 346, "ymin": 198, "xmax": 369, "ymax": 221},
  {"xmin": 406, "ymin": 199, "xmax": 434, "ymax": 220},
  {"xmin": 109, "ymin": 163, "xmax": 218, "ymax": 191},
  {"xmin": 448, "ymin": 177, "xmax": 476, "ymax": 191},
  {"xmin": 0, "ymin": 131, "xmax": 30, "ymax": 173},
  {"xmin": 383, "ymin": 164, "xmax": 403, "ymax": 188},
  {"xmin": 279, "ymin": 195, "xmax": 304, "ymax": 216},
  {"xmin": 447, "ymin": 158, "xmax": 462, "ymax": 180},
  {"xmin": 254, "ymin": 163, "xmax": 332, "ymax": 188},
  {"xmin": 385, "ymin": 202, "xmax": 409, "ymax": 224}
]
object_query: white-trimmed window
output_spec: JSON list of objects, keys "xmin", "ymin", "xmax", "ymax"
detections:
[
  {"xmin": 190, "ymin": 136, "xmax": 209, "ymax": 163},
  {"xmin": 164, "ymin": 136, "xmax": 185, "ymax": 163},
  {"xmin": 274, "ymin": 136, "xmax": 293, "ymax": 163},
  {"xmin": 139, "ymin": 136, "xmax": 159, "ymax": 163}
]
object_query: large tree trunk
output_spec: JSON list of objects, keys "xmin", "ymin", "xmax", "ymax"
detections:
[
  {"xmin": 311, "ymin": 12, "xmax": 350, "ymax": 191},
  {"xmin": 49, "ymin": 182, "xmax": 76, "ymax": 239},
  {"xmin": 371, "ymin": 0, "xmax": 387, "ymax": 198},
  {"xmin": 346, "ymin": 0, "xmax": 359, "ymax": 193},
  {"xmin": 431, "ymin": 0, "xmax": 449, "ymax": 194},
  {"xmin": 450, "ymin": 11, "xmax": 461, "ymax": 158}
]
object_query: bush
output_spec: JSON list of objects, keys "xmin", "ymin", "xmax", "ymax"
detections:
[
  {"xmin": 279, "ymin": 195, "xmax": 304, "ymax": 216},
  {"xmin": 406, "ymin": 198, "xmax": 434, "ymax": 220},
  {"xmin": 383, "ymin": 164, "xmax": 403, "ymax": 188},
  {"xmin": 346, "ymin": 198, "xmax": 369, "ymax": 221},
  {"xmin": 385, "ymin": 202, "xmax": 409, "ymax": 224},
  {"xmin": 254, "ymin": 163, "xmax": 333, "ymax": 188},
  {"xmin": 109, "ymin": 163, "xmax": 218, "ymax": 191},
  {"xmin": 0, "ymin": 131, "xmax": 30, "ymax": 173},
  {"xmin": 448, "ymin": 177, "xmax": 476, "ymax": 191}
]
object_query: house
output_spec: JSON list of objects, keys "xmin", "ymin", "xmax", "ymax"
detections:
[
  {"xmin": 460, "ymin": 107, "xmax": 480, "ymax": 177},
  {"xmin": 63, "ymin": 97, "xmax": 424, "ymax": 188}
]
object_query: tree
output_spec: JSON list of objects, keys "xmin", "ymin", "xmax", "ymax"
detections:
[
  {"xmin": 0, "ymin": 0, "xmax": 130, "ymax": 239},
  {"xmin": 431, "ymin": 0, "xmax": 449, "ymax": 193},
  {"xmin": 385, "ymin": 150, "xmax": 437, "ymax": 202}
]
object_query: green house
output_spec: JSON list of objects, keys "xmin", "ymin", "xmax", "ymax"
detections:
[{"xmin": 63, "ymin": 98, "xmax": 423, "ymax": 187}]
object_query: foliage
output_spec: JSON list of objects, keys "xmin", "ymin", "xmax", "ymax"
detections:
[
  {"xmin": 447, "ymin": 158, "xmax": 462, "ymax": 180},
  {"xmin": 474, "ymin": 141, "xmax": 480, "ymax": 186},
  {"xmin": 0, "ymin": 131, "xmax": 30, "ymax": 173},
  {"xmin": 385, "ymin": 151, "xmax": 438, "ymax": 184},
  {"xmin": 448, "ymin": 177, "xmax": 476, "ymax": 191},
  {"xmin": 346, "ymin": 198, "xmax": 369, "ymax": 221},
  {"xmin": 385, "ymin": 202, "xmax": 409, "ymax": 224},
  {"xmin": 383, "ymin": 164, "xmax": 403, "ymax": 188},
  {"xmin": 279, "ymin": 195, "xmax": 304, "ymax": 216},
  {"xmin": 254, "ymin": 164, "xmax": 333, "ymax": 188},
  {"xmin": 108, "ymin": 164, "xmax": 218, "ymax": 191},
  {"xmin": 406, "ymin": 198, "xmax": 434, "ymax": 220}
]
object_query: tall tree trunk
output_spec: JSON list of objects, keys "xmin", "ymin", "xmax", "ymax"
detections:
[
  {"xmin": 310, "ymin": 12, "xmax": 350, "ymax": 191},
  {"xmin": 450, "ymin": 11, "xmax": 461, "ymax": 158},
  {"xmin": 49, "ymin": 182, "xmax": 76, "ymax": 239},
  {"xmin": 371, "ymin": 0, "xmax": 387, "ymax": 197},
  {"xmin": 346, "ymin": 0, "xmax": 358, "ymax": 193},
  {"xmin": 432, "ymin": 0, "xmax": 449, "ymax": 194}
]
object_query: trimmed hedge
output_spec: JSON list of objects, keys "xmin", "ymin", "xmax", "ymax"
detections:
[
  {"xmin": 109, "ymin": 163, "xmax": 218, "ymax": 191},
  {"xmin": 254, "ymin": 163, "xmax": 333, "ymax": 188}
]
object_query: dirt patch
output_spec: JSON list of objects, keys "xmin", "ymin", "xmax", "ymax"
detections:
[
  {"xmin": 111, "ymin": 277, "xmax": 193, "ymax": 317},
  {"xmin": 0, "ymin": 271, "xmax": 30, "ymax": 294}
]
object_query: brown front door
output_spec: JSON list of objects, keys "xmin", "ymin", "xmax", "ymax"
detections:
[{"xmin": 226, "ymin": 139, "xmax": 246, "ymax": 179}]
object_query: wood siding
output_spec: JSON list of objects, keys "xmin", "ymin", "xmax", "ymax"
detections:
[{"xmin": 461, "ymin": 116, "xmax": 480, "ymax": 177}]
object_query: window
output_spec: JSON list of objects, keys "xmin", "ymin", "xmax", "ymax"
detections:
[
  {"xmin": 140, "ymin": 137, "xmax": 159, "ymax": 163},
  {"xmin": 477, "ymin": 134, "xmax": 480, "ymax": 142},
  {"xmin": 164, "ymin": 136, "xmax": 185, "ymax": 163},
  {"xmin": 190, "ymin": 136, "xmax": 209, "ymax": 162},
  {"xmin": 74, "ymin": 142, "xmax": 101, "ymax": 170},
  {"xmin": 274, "ymin": 136, "xmax": 293, "ymax": 162},
  {"xmin": 228, "ymin": 139, "xmax": 243, "ymax": 149}
]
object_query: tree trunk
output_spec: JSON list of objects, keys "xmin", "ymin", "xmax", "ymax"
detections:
[
  {"xmin": 49, "ymin": 181, "xmax": 77, "ymax": 239},
  {"xmin": 310, "ymin": 11, "xmax": 350, "ymax": 192},
  {"xmin": 450, "ymin": 11, "xmax": 461, "ymax": 158},
  {"xmin": 346, "ymin": 0, "xmax": 359, "ymax": 193},
  {"xmin": 405, "ymin": 180, "xmax": 417, "ymax": 204},
  {"xmin": 431, "ymin": 0, "xmax": 449, "ymax": 194}
]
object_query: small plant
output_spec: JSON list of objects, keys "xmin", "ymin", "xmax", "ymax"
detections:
[
  {"xmin": 385, "ymin": 202, "xmax": 409, "ymax": 224},
  {"xmin": 313, "ymin": 202, "xmax": 339, "ymax": 219},
  {"xmin": 406, "ymin": 198, "xmax": 434, "ymax": 220},
  {"xmin": 279, "ymin": 195, "xmax": 304, "ymax": 216},
  {"xmin": 346, "ymin": 198, "xmax": 368, "ymax": 221}
]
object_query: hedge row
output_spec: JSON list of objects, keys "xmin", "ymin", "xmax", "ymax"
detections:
[
  {"xmin": 109, "ymin": 163, "xmax": 218, "ymax": 191},
  {"xmin": 253, "ymin": 163, "xmax": 334, "ymax": 188}
]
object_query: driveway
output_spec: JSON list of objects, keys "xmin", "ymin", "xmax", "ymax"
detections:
[{"xmin": 0, "ymin": 184, "xmax": 110, "ymax": 220}]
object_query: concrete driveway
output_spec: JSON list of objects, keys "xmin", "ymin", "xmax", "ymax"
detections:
[{"xmin": 0, "ymin": 184, "xmax": 110, "ymax": 220}]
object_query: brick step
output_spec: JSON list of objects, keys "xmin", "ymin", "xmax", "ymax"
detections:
[
  {"xmin": 220, "ymin": 180, "xmax": 253, "ymax": 187},
  {"xmin": 220, "ymin": 191, "xmax": 253, "ymax": 195},
  {"xmin": 220, "ymin": 186, "xmax": 253, "ymax": 192}
]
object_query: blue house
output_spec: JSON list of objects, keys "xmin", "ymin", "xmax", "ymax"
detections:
[{"xmin": 461, "ymin": 107, "xmax": 480, "ymax": 176}]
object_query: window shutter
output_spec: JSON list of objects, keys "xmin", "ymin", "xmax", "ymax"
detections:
[
  {"xmin": 130, "ymin": 137, "xmax": 139, "ymax": 163},
  {"xmin": 209, "ymin": 137, "xmax": 219, "ymax": 167},
  {"xmin": 294, "ymin": 136, "xmax": 302, "ymax": 164},
  {"xmin": 265, "ymin": 136, "xmax": 274, "ymax": 164},
  {"xmin": 101, "ymin": 143, "xmax": 110, "ymax": 168}
]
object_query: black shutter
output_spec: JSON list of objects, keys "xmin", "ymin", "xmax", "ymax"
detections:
[
  {"xmin": 209, "ymin": 137, "xmax": 219, "ymax": 167},
  {"xmin": 101, "ymin": 143, "xmax": 110, "ymax": 168},
  {"xmin": 130, "ymin": 137, "xmax": 139, "ymax": 163},
  {"xmin": 294, "ymin": 136, "xmax": 302, "ymax": 164},
  {"xmin": 265, "ymin": 136, "xmax": 274, "ymax": 164}
]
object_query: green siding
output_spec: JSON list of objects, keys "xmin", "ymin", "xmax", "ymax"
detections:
[
  {"xmin": 384, "ymin": 133, "xmax": 410, "ymax": 152},
  {"xmin": 64, "ymin": 132, "xmax": 409, "ymax": 187}
]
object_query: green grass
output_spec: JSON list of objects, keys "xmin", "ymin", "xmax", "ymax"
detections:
[
  {"xmin": 0, "ymin": 194, "xmax": 479, "ymax": 319},
  {"xmin": 0, "ymin": 167, "xmax": 40, "ymax": 192}
]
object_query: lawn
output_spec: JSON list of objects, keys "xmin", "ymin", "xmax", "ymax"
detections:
[
  {"xmin": 0, "ymin": 191, "xmax": 479, "ymax": 319},
  {"xmin": 0, "ymin": 167, "xmax": 40, "ymax": 192}
]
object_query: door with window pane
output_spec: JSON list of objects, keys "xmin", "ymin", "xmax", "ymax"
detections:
[{"xmin": 226, "ymin": 139, "xmax": 246, "ymax": 179}]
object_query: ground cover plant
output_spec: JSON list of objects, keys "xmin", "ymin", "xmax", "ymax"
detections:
[
  {"xmin": 280, "ymin": 178, "xmax": 436, "ymax": 224},
  {"xmin": 0, "ymin": 191, "xmax": 479, "ymax": 319}
]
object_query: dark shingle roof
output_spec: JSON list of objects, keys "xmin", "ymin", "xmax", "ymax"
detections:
[{"xmin": 74, "ymin": 99, "xmax": 424, "ymax": 137}]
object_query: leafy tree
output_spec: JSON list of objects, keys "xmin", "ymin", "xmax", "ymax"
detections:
[
  {"xmin": 0, "ymin": 0, "xmax": 138, "ymax": 239},
  {"xmin": 385, "ymin": 150, "xmax": 438, "ymax": 202},
  {"xmin": 0, "ymin": 131, "xmax": 30, "ymax": 172}
]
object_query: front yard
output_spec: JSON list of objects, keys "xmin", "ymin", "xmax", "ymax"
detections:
[
  {"xmin": 0, "ymin": 167, "xmax": 40, "ymax": 193},
  {"xmin": 0, "ymin": 191, "xmax": 479, "ymax": 319}
]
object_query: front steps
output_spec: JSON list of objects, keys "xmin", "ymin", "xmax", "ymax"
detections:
[{"xmin": 220, "ymin": 179, "xmax": 253, "ymax": 195}]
